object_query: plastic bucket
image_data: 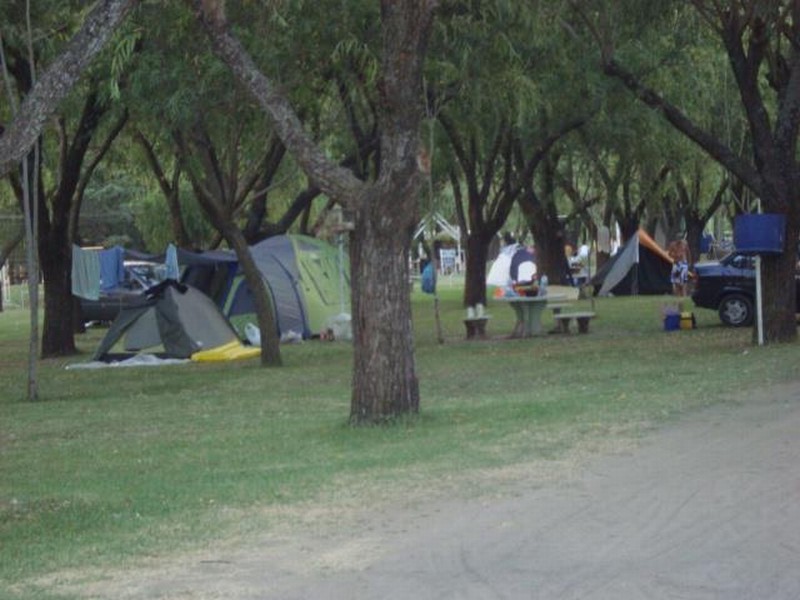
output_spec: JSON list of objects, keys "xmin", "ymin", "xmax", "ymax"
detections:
[{"xmin": 663, "ymin": 313, "xmax": 680, "ymax": 331}]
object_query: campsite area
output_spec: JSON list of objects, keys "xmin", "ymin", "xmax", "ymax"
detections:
[{"xmin": 2, "ymin": 284, "xmax": 799, "ymax": 599}]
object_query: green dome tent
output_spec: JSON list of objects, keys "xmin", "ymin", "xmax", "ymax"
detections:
[{"xmin": 181, "ymin": 234, "xmax": 350, "ymax": 339}]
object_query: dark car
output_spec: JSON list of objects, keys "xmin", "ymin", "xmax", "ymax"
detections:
[
  {"xmin": 691, "ymin": 253, "xmax": 800, "ymax": 326},
  {"xmin": 79, "ymin": 261, "xmax": 163, "ymax": 323}
]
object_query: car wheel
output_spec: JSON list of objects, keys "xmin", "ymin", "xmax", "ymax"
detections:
[{"xmin": 718, "ymin": 293, "xmax": 753, "ymax": 327}]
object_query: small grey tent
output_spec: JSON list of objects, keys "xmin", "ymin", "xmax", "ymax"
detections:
[
  {"xmin": 93, "ymin": 281, "xmax": 242, "ymax": 361},
  {"xmin": 591, "ymin": 228, "xmax": 673, "ymax": 296}
]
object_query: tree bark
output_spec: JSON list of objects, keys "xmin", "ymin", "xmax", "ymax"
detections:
[
  {"xmin": 38, "ymin": 90, "xmax": 109, "ymax": 357},
  {"xmin": 463, "ymin": 232, "xmax": 491, "ymax": 307},
  {"xmin": 0, "ymin": 224, "xmax": 24, "ymax": 312},
  {"xmin": 223, "ymin": 222, "xmax": 282, "ymax": 366},
  {"xmin": 518, "ymin": 189, "xmax": 570, "ymax": 284},
  {"xmin": 349, "ymin": 187, "xmax": 419, "ymax": 422},
  {"xmin": 40, "ymin": 242, "xmax": 76, "ymax": 356},
  {"xmin": 0, "ymin": 0, "xmax": 139, "ymax": 177}
]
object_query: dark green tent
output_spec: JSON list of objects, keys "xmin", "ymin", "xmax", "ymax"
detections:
[{"xmin": 93, "ymin": 281, "xmax": 239, "ymax": 361}]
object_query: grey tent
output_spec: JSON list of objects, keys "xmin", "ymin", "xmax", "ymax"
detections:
[
  {"xmin": 591, "ymin": 228, "xmax": 674, "ymax": 296},
  {"xmin": 93, "ymin": 281, "xmax": 240, "ymax": 361}
]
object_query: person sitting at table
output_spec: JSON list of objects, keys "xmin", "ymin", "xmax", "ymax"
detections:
[{"xmin": 510, "ymin": 245, "xmax": 538, "ymax": 295}]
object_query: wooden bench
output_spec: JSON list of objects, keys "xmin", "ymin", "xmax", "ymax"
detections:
[
  {"xmin": 546, "ymin": 285, "xmax": 579, "ymax": 317},
  {"xmin": 552, "ymin": 311, "xmax": 596, "ymax": 334},
  {"xmin": 463, "ymin": 317, "xmax": 490, "ymax": 339},
  {"xmin": 547, "ymin": 302, "xmax": 574, "ymax": 315}
]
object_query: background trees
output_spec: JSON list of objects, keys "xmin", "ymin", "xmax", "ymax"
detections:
[
  {"xmin": 1, "ymin": 0, "xmax": 138, "ymax": 359},
  {"xmin": 3, "ymin": 0, "xmax": 800, "ymax": 406},
  {"xmin": 576, "ymin": 0, "xmax": 800, "ymax": 342}
]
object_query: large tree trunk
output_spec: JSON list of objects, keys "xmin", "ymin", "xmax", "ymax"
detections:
[
  {"xmin": 759, "ymin": 177, "xmax": 799, "ymax": 344},
  {"xmin": 38, "ymin": 92, "xmax": 107, "ymax": 357},
  {"xmin": 463, "ymin": 233, "xmax": 490, "ymax": 308},
  {"xmin": 349, "ymin": 189, "xmax": 419, "ymax": 423},
  {"xmin": 760, "ymin": 246, "xmax": 797, "ymax": 343},
  {"xmin": 39, "ymin": 237, "xmax": 77, "ymax": 357},
  {"xmin": 531, "ymin": 219, "xmax": 570, "ymax": 284}
]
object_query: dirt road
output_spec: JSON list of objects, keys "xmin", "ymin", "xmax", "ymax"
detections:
[{"xmin": 58, "ymin": 384, "xmax": 800, "ymax": 599}]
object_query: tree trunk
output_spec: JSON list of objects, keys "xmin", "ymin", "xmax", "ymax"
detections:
[
  {"xmin": 189, "ymin": 176, "xmax": 283, "ymax": 367},
  {"xmin": 349, "ymin": 190, "xmax": 419, "ymax": 424},
  {"xmin": 760, "ymin": 243, "xmax": 798, "ymax": 343},
  {"xmin": 192, "ymin": 0, "xmax": 431, "ymax": 423},
  {"xmin": 39, "ymin": 239, "xmax": 77, "ymax": 357},
  {"xmin": 0, "ymin": 225, "xmax": 24, "ymax": 312},
  {"xmin": 225, "ymin": 242, "xmax": 282, "ymax": 365},
  {"xmin": 759, "ymin": 187, "xmax": 799, "ymax": 344},
  {"xmin": 532, "ymin": 220, "xmax": 570, "ymax": 284},
  {"xmin": 684, "ymin": 215, "xmax": 705, "ymax": 267},
  {"xmin": 38, "ymin": 91, "xmax": 107, "ymax": 357},
  {"xmin": 463, "ymin": 233, "xmax": 490, "ymax": 308},
  {"xmin": 518, "ymin": 186, "xmax": 570, "ymax": 284},
  {"xmin": 617, "ymin": 216, "xmax": 639, "ymax": 243},
  {"xmin": 225, "ymin": 224, "xmax": 282, "ymax": 366}
]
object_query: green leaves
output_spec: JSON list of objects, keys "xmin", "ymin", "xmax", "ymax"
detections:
[{"xmin": 108, "ymin": 28, "xmax": 140, "ymax": 100}]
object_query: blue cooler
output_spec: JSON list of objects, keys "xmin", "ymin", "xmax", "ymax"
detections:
[{"xmin": 734, "ymin": 214, "xmax": 785, "ymax": 255}]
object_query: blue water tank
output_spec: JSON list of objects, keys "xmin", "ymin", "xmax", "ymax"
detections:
[{"xmin": 734, "ymin": 213, "xmax": 785, "ymax": 255}]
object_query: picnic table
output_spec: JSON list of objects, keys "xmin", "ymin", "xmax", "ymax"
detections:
[{"xmin": 494, "ymin": 293, "xmax": 566, "ymax": 338}]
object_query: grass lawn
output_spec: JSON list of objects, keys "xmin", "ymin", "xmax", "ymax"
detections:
[{"xmin": 1, "ymin": 282, "xmax": 797, "ymax": 598}]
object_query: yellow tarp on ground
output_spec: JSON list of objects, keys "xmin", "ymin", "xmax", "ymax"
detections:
[{"xmin": 190, "ymin": 340, "xmax": 260, "ymax": 362}]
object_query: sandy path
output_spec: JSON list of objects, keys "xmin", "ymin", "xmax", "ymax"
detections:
[{"xmin": 58, "ymin": 384, "xmax": 800, "ymax": 599}]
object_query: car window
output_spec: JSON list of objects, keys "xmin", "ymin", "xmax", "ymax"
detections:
[{"xmin": 728, "ymin": 254, "xmax": 754, "ymax": 269}]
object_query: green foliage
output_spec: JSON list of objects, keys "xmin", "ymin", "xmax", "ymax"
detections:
[
  {"xmin": 133, "ymin": 186, "xmax": 214, "ymax": 251},
  {"xmin": 78, "ymin": 177, "xmax": 141, "ymax": 247},
  {"xmin": 108, "ymin": 29, "xmax": 141, "ymax": 101}
]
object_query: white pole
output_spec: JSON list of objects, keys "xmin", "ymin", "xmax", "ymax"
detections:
[
  {"xmin": 755, "ymin": 254, "xmax": 764, "ymax": 346},
  {"xmin": 754, "ymin": 199, "xmax": 764, "ymax": 346}
]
